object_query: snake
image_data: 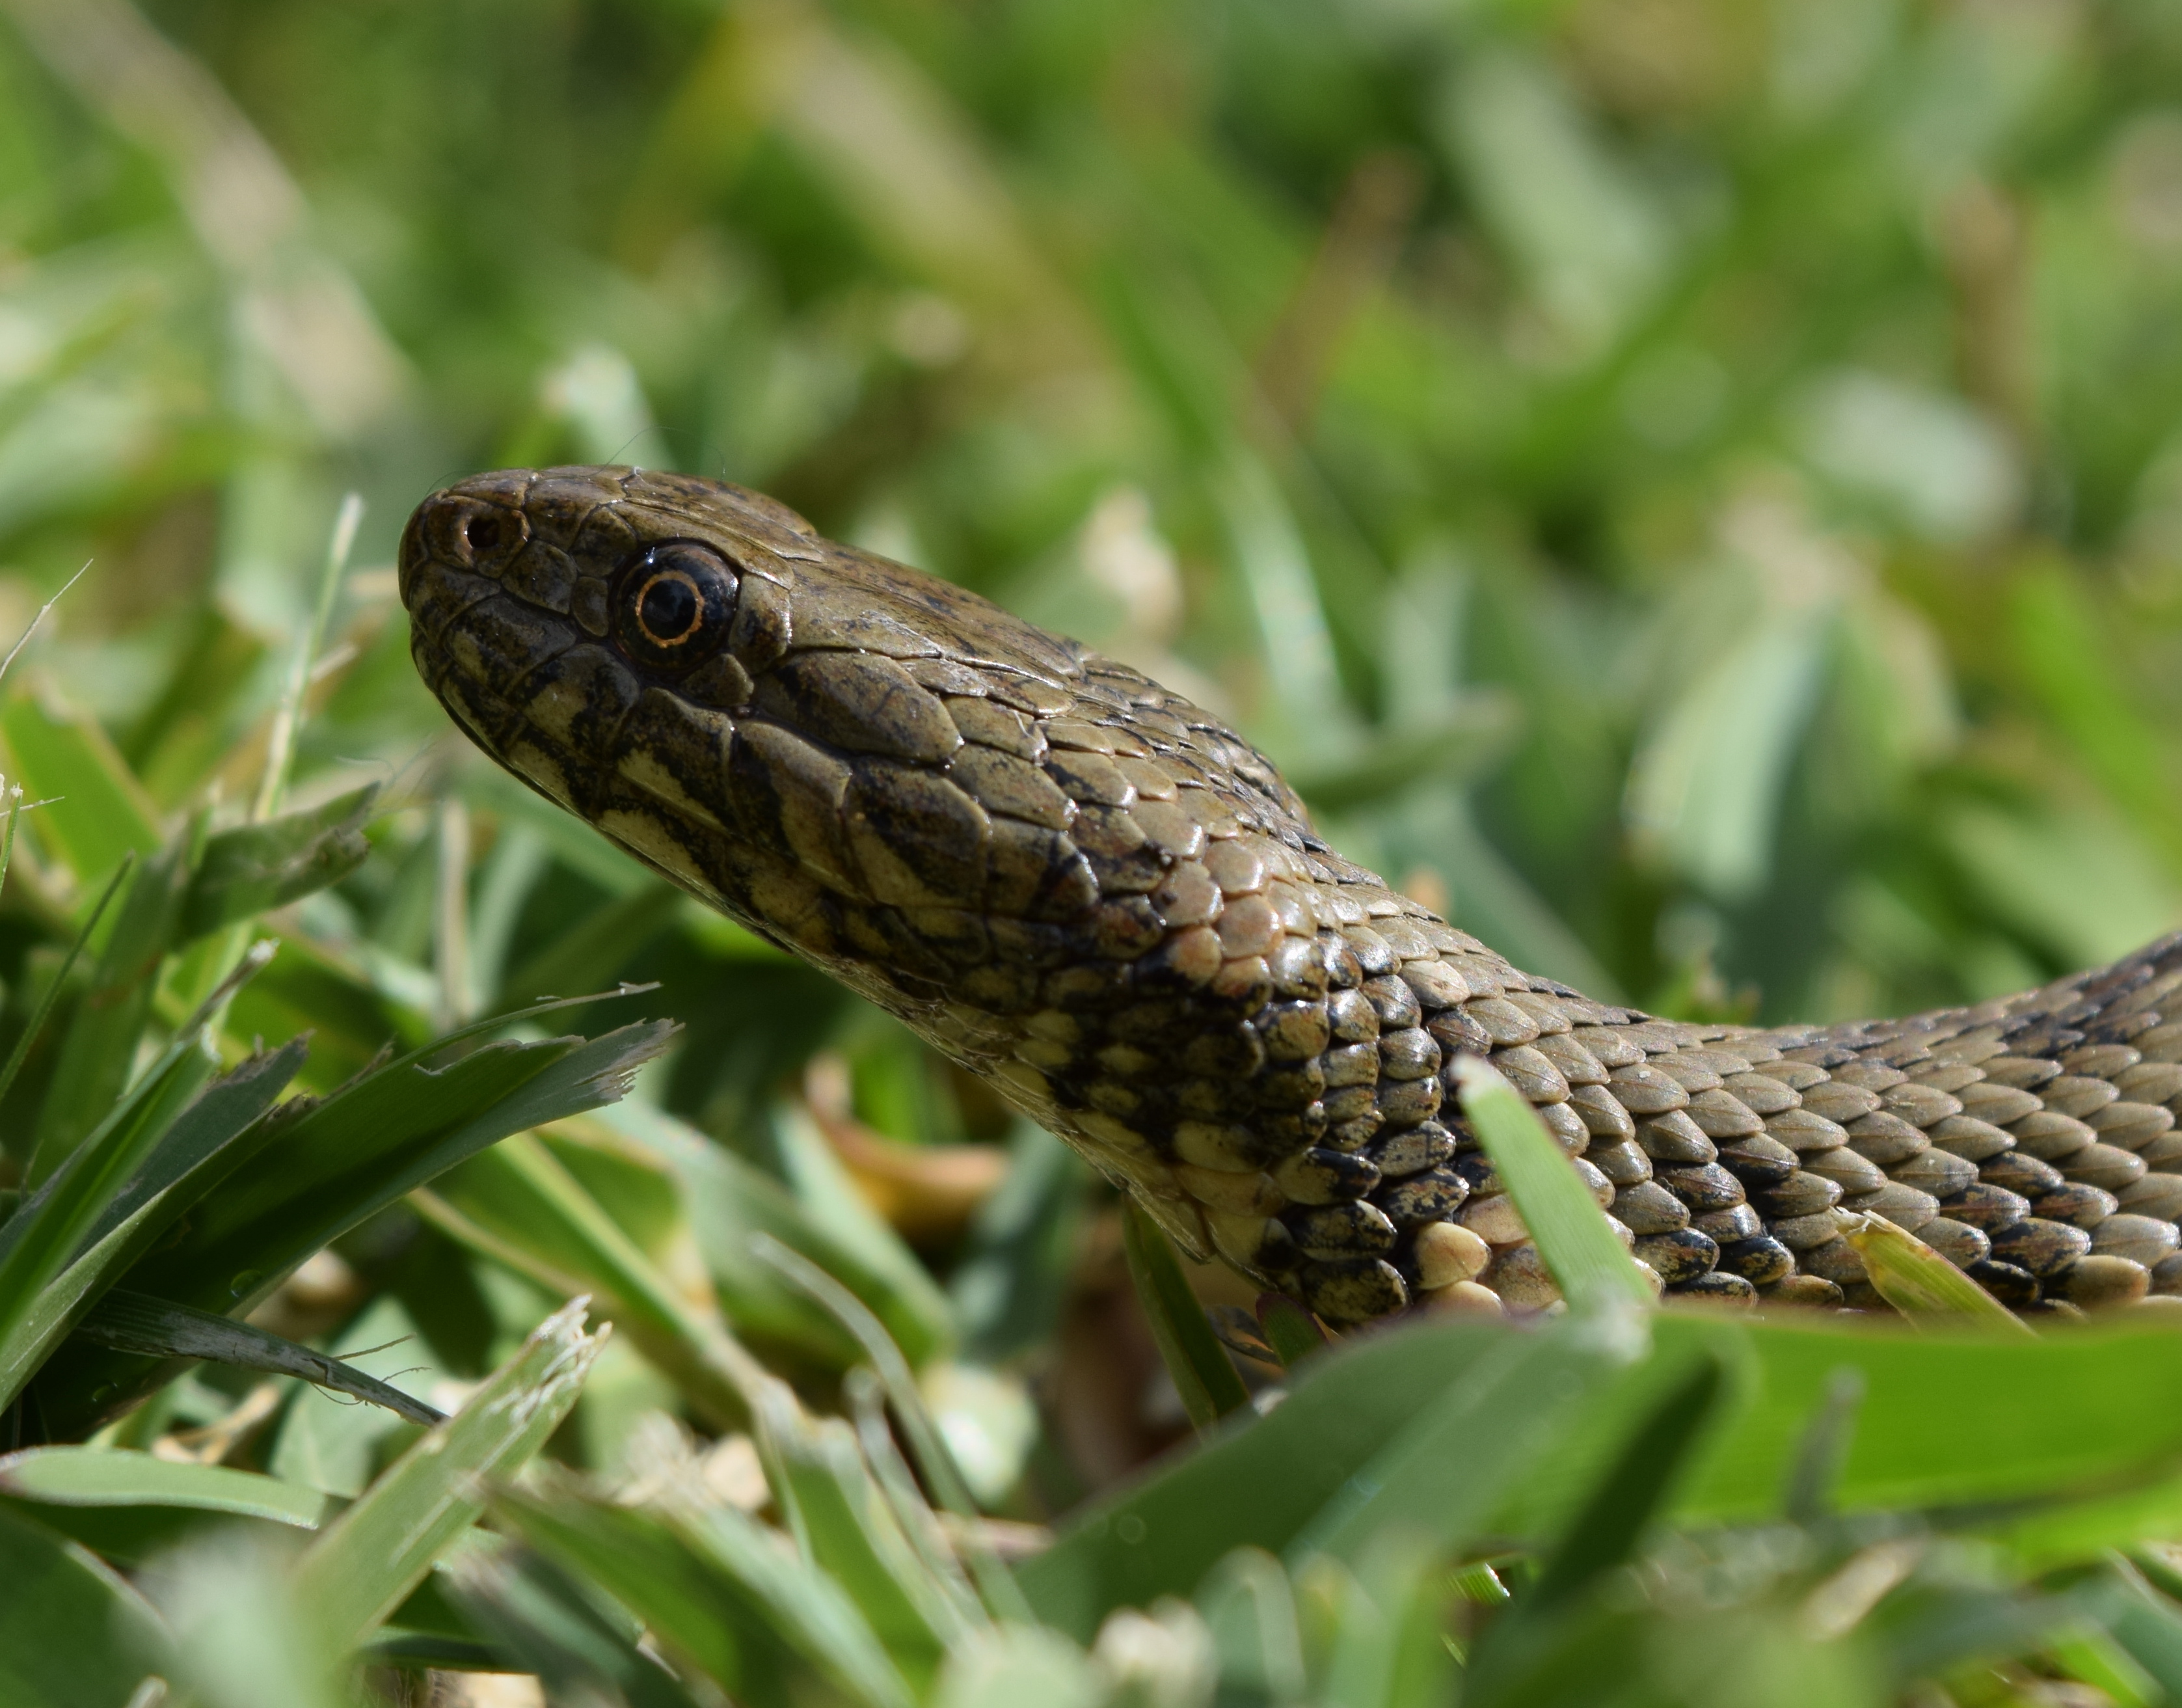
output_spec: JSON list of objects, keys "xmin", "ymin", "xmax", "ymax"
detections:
[{"xmin": 397, "ymin": 465, "xmax": 2182, "ymax": 1325}]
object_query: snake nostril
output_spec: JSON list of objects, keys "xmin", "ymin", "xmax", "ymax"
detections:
[{"xmin": 465, "ymin": 513, "xmax": 504, "ymax": 554}]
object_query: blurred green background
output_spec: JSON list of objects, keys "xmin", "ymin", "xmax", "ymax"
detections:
[
  {"xmin": 16, "ymin": 10, "xmax": 2182, "ymax": 1690},
  {"xmin": 6, "ymin": 0, "xmax": 2182, "ymax": 1134}
]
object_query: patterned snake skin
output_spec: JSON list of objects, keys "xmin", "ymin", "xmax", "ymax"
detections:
[{"xmin": 398, "ymin": 467, "xmax": 2182, "ymax": 1325}]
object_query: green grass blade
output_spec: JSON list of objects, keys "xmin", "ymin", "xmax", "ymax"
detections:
[
  {"xmin": 930, "ymin": 1625, "xmax": 1105, "ymax": 1707},
  {"xmin": 0, "ymin": 941, "xmax": 273, "ymax": 1352},
  {"xmin": 126, "ymin": 1020, "xmax": 676, "ymax": 1320},
  {"xmin": 1460, "ymin": 1355, "xmax": 1726, "ymax": 1708},
  {"xmin": 418, "ymin": 1129, "xmax": 762, "ymax": 1427},
  {"xmin": 70, "ymin": 1289, "xmax": 444, "ymax": 1426},
  {"xmin": 1844, "ymin": 1212, "xmax": 2032, "ymax": 1333},
  {"xmin": 1258, "ymin": 1294, "xmax": 1327, "ymax": 1370},
  {"xmin": 0, "ymin": 561, "xmax": 87, "ymax": 691},
  {"xmin": 1287, "ymin": 697, "xmax": 1519, "ymax": 811},
  {"xmin": 252, "ymin": 491, "xmax": 362, "ymax": 823},
  {"xmin": 1196, "ymin": 1549, "xmax": 1308, "ymax": 1701},
  {"xmin": 768, "ymin": 1098, "xmax": 956, "ymax": 1350},
  {"xmin": 28, "ymin": 837, "xmax": 197, "ymax": 1182},
  {"xmin": 1783, "ymin": 1366, "xmax": 1865, "ymax": 1526},
  {"xmin": 751, "ymin": 1377, "xmax": 963, "ymax": 1688},
  {"xmin": 751, "ymin": 1234, "xmax": 1033, "ymax": 1624},
  {"xmin": 0, "ymin": 852, "xmax": 131, "ymax": 1115},
  {"xmin": 2088, "ymin": 1561, "xmax": 2182, "ymax": 1700},
  {"xmin": 496, "ymin": 882, "xmax": 682, "ymax": 1011},
  {"xmin": 1120, "ymin": 1200, "xmax": 1250, "ymax": 1430},
  {"xmin": 491, "ymin": 1478, "xmax": 914, "ymax": 1708},
  {"xmin": 178, "ymin": 783, "xmax": 379, "ymax": 942},
  {"xmin": 0, "ymin": 784, "xmax": 23, "ymax": 908},
  {"xmin": 0, "ymin": 1204, "xmax": 183, "ymax": 1417},
  {"xmin": 59, "ymin": 1038, "xmax": 306, "ymax": 1267},
  {"xmin": 630, "ymin": 1100, "xmax": 949, "ymax": 1368},
  {"xmin": 1018, "ymin": 1314, "xmax": 1604, "ymax": 1636},
  {"xmin": 950, "ymin": 1120, "xmax": 1087, "ymax": 1366},
  {"xmin": 293, "ymin": 1295, "xmax": 602, "ymax": 1653},
  {"xmin": 1528, "ymin": 1352, "xmax": 1723, "ymax": 1613},
  {"xmin": 0, "ymin": 689, "xmax": 161, "ymax": 882},
  {"xmin": 0, "ymin": 1502, "xmax": 168, "ymax": 1708},
  {"xmin": 843, "ymin": 1367, "xmax": 990, "ymax": 1634},
  {"xmin": 0, "ymin": 1035, "xmax": 298, "ymax": 1281},
  {"xmin": 1288, "ymin": 1321, "xmax": 1635, "ymax": 1569},
  {"xmin": 442, "ymin": 1549, "xmax": 709, "ymax": 1708},
  {"xmin": 377, "ymin": 979, "xmax": 666, "ymax": 1079},
  {"xmin": 1313, "ymin": 1536, "xmax": 1462, "ymax": 1708},
  {"xmin": 1456, "ymin": 1053, "xmax": 1655, "ymax": 1320},
  {"xmin": 0, "ymin": 1445, "xmax": 334, "ymax": 1532},
  {"xmin": 2048, "ymin": 1625, "xmax": 2162, "ymax": 1708},
  {"xmin": 1488, "ymin": 1310, "xmax": 2182, "ymax": 1546},
  {"xmin": 140, "ymin": 1526, "xmax": 346, "ymax": 1708},
  {"xmin": 11, "ymin": 1040, "xmax": 306, "ymax": 1436}
]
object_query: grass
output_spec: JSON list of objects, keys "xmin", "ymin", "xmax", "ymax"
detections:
[{"xmin": 3, "ymin": 0, "xmax": 2182, "ymax": 1703}]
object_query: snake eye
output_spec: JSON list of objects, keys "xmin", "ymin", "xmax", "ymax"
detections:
[{"xmin": 615, "ymin": 541, "xmax": 738, "ymax": 669}]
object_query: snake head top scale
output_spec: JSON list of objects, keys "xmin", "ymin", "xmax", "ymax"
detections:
[{"xmin": 404, "ymin": 466, "xmax": 2182, "ymax": 1326}]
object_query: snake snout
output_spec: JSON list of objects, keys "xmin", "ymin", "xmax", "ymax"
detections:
[{"xmin": 398, "ymin": 485, "xmax": 530, "ymax": 606}]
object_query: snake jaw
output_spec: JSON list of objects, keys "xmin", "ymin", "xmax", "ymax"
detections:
[{"xmin": 401, "ymin": 465, "xmax": 2182, "ymax": 1327}]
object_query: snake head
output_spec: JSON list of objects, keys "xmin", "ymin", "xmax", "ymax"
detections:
[{"xmin": 399, "ymin": 466, "xmax": 1310, "ymax": 1010}]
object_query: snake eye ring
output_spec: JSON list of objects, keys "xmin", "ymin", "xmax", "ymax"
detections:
[{"xmin": 613, "ymin": 541, "xmax": 738, "ymax": 670}]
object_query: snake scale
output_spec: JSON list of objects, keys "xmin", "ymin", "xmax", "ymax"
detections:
[{"xmin": 399, "ymin": 466, "xmax": 2182, "ymax": 1325}]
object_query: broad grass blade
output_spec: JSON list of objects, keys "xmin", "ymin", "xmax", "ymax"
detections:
[
  {"xmin": 2086, "ymin": 1562, "xmax": 2182, "ymax": 1700},
  {"xmin": 1021, "ymin": 1315, "xmax": 1518, "ymax": 1635},
  {"xmin": 1527, "ymin": 1353, "xmax": 1723, "ymax": 1614},
  {"xmin": 0, "ymin": 690, "xmax": 161, "ymax": 880},
  {"xmin": 492, "ymin": 1476, "xmax": 914, "ymax": 1708},
  {"xmin": 0, "ymin": 1502, "xmax": 167, "ymax": 1708},
  {"xmin": 1491, "ymin": 1310, "xmax": 2182, "ymax": 1546},
  {"xmin": 14, "ymin": 1040, "xmax": 304, "ymax": 1434},
  {"xmin": 768, "ymin": 1098, "xmax": 956, "ymax": 1346},
  {"xmin": 27, "ymin": 836, "xmax": 196, "ymax": 1180},
  {"xmin": 0, "ymin": 942, "xmax": 276, "ymax": 1374},
  {"xmin": 179, "ymin": 783, "xmax": 378, "ymax": 941},
  {"xmin": 125, "ymin": 1020, "xmax": 676, "ymax": 1318},
  {"xmin": 753, "ymin": 1234, "xmax": 1031, "ymax": 1624},
  {"xmin": 418, "ymin": 1128, "xmax": 761, "ymax": 1427},
  {"xmin": 753, "ymin": 1376, "xmax": 965, "ymax": 1688},
  {"xmin": 1456, "ymin": 1053, "xmax": 1654, "ymax": 1320},
  {"xmin": 0, "ymin": 838, "xmax": 130, "ymax": 1124},
  {"xmin": 1289, "ymin": 1321, "xmax": 1634, "ymax": 1569},
  {"xmin": 294, "ymin": 1295, "xmax": 602, "ymax": 1653},
  {"xmin": 444, "ymin": 1549, "xmax": 708, "ymax": 1708},
  {"xmin": 0, "ymin": 1444, "xmax": 334, "ymax": 1554}
]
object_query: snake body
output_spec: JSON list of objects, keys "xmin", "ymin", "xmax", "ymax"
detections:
[{"xmin": 399, "ymin": 466, "xmax": 2182, "ymax": 1323}]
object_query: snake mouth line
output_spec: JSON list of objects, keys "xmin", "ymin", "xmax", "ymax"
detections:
[{"xmin": 401, "ymin": 464, "xmax": 2182, "ymax": 1327}]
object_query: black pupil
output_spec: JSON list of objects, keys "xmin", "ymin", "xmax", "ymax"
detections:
[
  {"xmin": 467, "ymin": 514, "xmax": 501, "ymax": 551},
  {"xmin": 641, "ymin": 574, "xmax": 699, "ymax": 641}
]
